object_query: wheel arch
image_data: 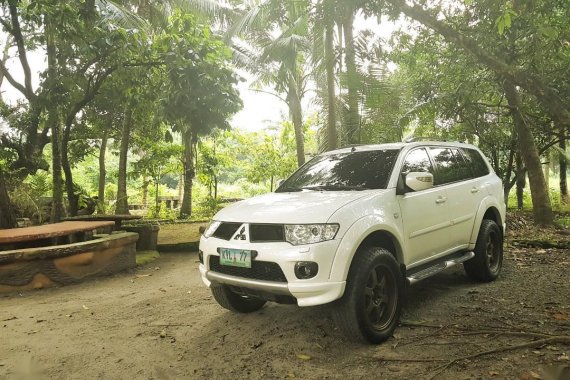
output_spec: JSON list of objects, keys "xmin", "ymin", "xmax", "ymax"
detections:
[
  {"xmin": 329, "ymin": 219, "xmax": 405, "ymax": 282},
  {"xmin": 470, "ymin": 198, "xmax": 505, "ymax": 245},
  {"xmin": 358, "ymin": 230, "xmax": 403, "ymax": 264}
]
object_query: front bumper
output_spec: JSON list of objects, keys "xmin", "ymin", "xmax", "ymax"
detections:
[{"xmin": 199, "ymin": 236, "xmax": 346, "ymax": 307}]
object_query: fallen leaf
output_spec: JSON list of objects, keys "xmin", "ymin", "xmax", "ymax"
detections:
[
  {"xmin": 296, "ymin": 354, "xmax": 311, "ymax": 361},
  {"xmin": 82, "ymin": 305, "xmax": 89, "ymax": 310},
  {"xmin": 551, "ymin": 312, "xmax": 570, "ymax": 321}
]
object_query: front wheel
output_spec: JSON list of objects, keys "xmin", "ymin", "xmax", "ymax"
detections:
[
  {"xmin": 464, "ymin": 219, "xmax": 503, "ymax": 282},
  {"xmin": 333, "ymin": 247, "xmax": 403, "ymax": 344},
  {"xmin": 211, "ymin": 285, "xmax": 266, "ymax": 313}
]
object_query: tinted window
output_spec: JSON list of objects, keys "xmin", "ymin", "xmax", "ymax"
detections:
[
  {"xmin": 463, "ymin": 148, "xmax": 490, "ymax": 177},
  {"xmin": 276, "ymin": 149, "xmax": 400, "ymax": 192},
  {"xmin": 429, "ymin": 147, "xmax": 472, "ymax": 185},
  {"xmin": 401, "ymin": 148, "xmax": 433, "ymax": 174}
]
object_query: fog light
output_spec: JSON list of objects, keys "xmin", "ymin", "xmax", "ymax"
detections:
[
  {"xmin": 198, "ymin": 250, "xmax": 204, "ymax": 264},
  {"xmin": 294, "ymin": 261, "xmax": 318, "ymax": 279}
]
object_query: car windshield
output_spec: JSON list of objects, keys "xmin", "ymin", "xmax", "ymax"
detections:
[{"xmin": 276, "ymin": 149, "xmax": 400, "ymax": 192}]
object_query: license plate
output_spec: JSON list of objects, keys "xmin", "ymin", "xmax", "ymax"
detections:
[{"xmin": 219, "ymin": 248, "xmax": 252, "ymax": 268}]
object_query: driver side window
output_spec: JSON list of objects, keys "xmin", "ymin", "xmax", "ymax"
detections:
[{"xmin": 402, "ymin": 148, "xmax": 434, "ymax": 175}]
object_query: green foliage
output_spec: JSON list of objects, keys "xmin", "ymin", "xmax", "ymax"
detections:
[
  {"xmin": 157, "ymin": 12, "xmax": 243, "ymax": 135},
  {"xmin": 146, "ymin": 201, "xmax": 178, "ymax": 219}
]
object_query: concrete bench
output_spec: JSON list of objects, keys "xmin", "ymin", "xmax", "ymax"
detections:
[
  {"xmin": 0, "ymin": 232, "xmax": 138, "ymax": 294},
  {"xmin": 62, "ymin": 215, "xmax": 142, "ymax": 230},
  {"xmin": 0, "ymin": 221, "xmax": 115, "ymax": 251}
]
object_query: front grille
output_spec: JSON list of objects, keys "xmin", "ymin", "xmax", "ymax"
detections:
[
  {"xmin": 209, "ymin": 256, "xmax": 287, "ymax": 283},
  {"xmin": 250, "ymin": 224, "xmax": 284, "ymax": 242},
  {"xmin": 213, "ymin": 223, "xmax": 241, "ymax": 240}
]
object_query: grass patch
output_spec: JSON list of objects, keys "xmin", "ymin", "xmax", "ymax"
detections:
[{"xmin": 136, "ymin": 250, "xmax": 160, "ymax": 265}]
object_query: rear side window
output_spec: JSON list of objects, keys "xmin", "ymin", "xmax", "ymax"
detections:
[
  {"xmin": 429, "ymin": 147, "xmax": 472, "ymax": 185},
  {"xmin": 462, "ymin": 148, "xmax": 490, "ymax": 177}
]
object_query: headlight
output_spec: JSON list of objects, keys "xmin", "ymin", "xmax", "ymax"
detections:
[
  {"xmin": 203, "ymin": 220, "xmax": 221, "ymax": 238},
  {"xmin": 284, "ymin": 224, "xmax": 339, "ymax": 245}
]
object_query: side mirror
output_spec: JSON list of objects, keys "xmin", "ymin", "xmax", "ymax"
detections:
[{"xmin": 405, "ymin": 172, "xmax": 434, "ymax": 192}]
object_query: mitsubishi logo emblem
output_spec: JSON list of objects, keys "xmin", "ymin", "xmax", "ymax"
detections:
[{"xmin": 234, "ymin": 226, "xmax": 247, "ymax": 240}]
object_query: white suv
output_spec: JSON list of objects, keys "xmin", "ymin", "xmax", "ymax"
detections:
[{"xmin": 198, "ymin": 142, "xmax": 506, "ymax": 343}]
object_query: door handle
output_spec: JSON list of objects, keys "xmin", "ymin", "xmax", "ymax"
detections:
[
  {"xmin": 435, "ymin": 196, "xmax": 447, "ymax": 204},
  {"xmin": 471, "ymin": 187, "xmax": 480, "ymax": 194}
]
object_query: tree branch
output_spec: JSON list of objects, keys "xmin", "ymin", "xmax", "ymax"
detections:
[
  {"xmin": 7, "ymin": 0, "xmax": 33, "ymax": 97},
  {"xmin": 0, "ymin": 59, "xmax": 28, "ymax": 98},
  {"xmin": 384, "ymin": 0, "xmax": 570, "ymax": 126}
]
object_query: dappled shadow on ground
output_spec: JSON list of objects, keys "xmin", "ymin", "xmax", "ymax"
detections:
[{"xmin": 1, "ymin": 248, "xmax": 568, "ymax": 380}]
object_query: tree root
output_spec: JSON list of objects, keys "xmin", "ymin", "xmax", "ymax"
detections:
[{"xmin": 428, "ymin": 336, "xmax": 570, "ymax": 380}]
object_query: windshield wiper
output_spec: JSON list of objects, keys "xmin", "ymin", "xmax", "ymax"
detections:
[
  {"xmin": 301, "ymin": 185, "xmax": 368, "ymax": 191},
  {"xmin": 275, "ymin": 187, "xmax": 303, "ymax": 192}
]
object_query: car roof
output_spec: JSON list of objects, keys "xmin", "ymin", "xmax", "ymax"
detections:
[{"xmin": 324, "ymin": 141, "xmax": 478, "ymax": 155}]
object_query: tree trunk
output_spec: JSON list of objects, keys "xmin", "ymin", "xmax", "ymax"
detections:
[
  {"xmin": 62, "ymin": 119, "xmax": 78, "ymax": 216},
  {"xmin": 155, "ymin": 176, "xmax": 160, "ymax": 214},
  {"xmin": 542, "ymin": 157, "xmax": 550, "ymax": 189},
  {"xmin": 503, "ymin": 81, "xmax": 553, "ymax": 224},
  {"xmin": 180, "ymin": 129, "xmax": 195, "ymax": 218},
  {"xmin": 503, "ymin": 136, "xmax": 516, "ymax": 205},
  {"xmin": 97, "ymin": 133, "xmax": 107, "ymax": 214},
  {"xmin": 343, "ymin": 8, "xmax": 360, "ymax": 145},
  {"xmin": 0, "ymin": 170, "xmax": 16, "ymax": 229},
  {"xmin": 178, "ymin": 174, "xmax": 184, "ymax": 204},
  {"xmin": 142, "ymin": 176, "xmax": 149, "ymax": 209},
  {"xmin": 325, "ymin": 20, "xmax": 338, "ymax": 151},
  {"xmin": 515, "ymin": 153, "xmax": 525, "ymax": 210},
  {"xmin": 384, "ymin": 0, "xmax": 570, "ymax": 127},
  {"xmin": 46, "ymin": 19, "xmax": 64, "ymax": 222},
  {"xmin": 559, "ymin": 134, "xmax": 568, "ymax": 204},
  {"xmin": 287, "ymin": 81, "xmax": 305, "ymax": 166},
  {"xmin": 115, "ymin": 106, "xmax": 132, "ymax": 215}
]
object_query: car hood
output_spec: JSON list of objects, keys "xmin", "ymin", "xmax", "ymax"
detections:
[{"xmin": 214, "ymin": 190, "xmax": 378, "ymax": 224}]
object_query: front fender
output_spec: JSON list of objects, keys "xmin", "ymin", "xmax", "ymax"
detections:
[{"xmin": 328, "ymin": 216, "xmax": 405, "ymax": 282}]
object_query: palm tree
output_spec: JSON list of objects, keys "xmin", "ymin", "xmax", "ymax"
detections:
[{"xmin": 229, "ymin": 0, "xmax": 310, "ymax": 166}]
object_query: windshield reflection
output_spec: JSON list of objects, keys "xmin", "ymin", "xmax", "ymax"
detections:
[{"xmin": 276, "ymin": 149, "xmax": 400, "ymax": 192}]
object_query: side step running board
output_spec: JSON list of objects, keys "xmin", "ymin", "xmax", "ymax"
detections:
[{"xmin": 406, "ymin": 251, "xmax": 475, "ymax": 285}]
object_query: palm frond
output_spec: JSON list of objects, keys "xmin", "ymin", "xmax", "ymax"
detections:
[{"xmin": 97, "ymin": 0, "xmax": 148, "ymax": 30}]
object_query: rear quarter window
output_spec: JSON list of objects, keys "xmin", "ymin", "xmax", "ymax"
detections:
[{"xmin": 462, "ymin": 148, "xmax": 491, "ymax": 178}]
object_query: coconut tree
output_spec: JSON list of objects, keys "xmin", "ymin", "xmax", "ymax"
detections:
[{"xmin": 229, "ymin": 0, "xmax": 311, "ymax": 166}]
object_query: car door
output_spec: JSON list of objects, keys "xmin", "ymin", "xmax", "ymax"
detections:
[
  {"xmin": 397, "ymin": 147, "xmax": 452, "ymax": 266},
  {"xmin": 428, "ymin": 147, "xmax": 482, "ymax": 249}
]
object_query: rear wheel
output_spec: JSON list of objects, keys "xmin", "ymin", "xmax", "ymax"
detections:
[
  {"xmin": 333, "ymin": 247, "xmax": 403, "ymax": 344},
  {"xmin": 464, "ymin": 219, "xmax": 503, "ymax": 282},
  {"xmin": 211, "ymin": 285, "xmax": 266, "ymax": 313}
]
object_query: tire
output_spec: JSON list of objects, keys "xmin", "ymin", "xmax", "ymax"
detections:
[
  {"xmin": 464, "ymin": 219, "xmax": 503, "ymax": 282},
  {"xmin": 333, "ymin": 247, "xmax": 403, "ymax": 344},
  {"xmin": 211, "ymin": 285, "xmax": 266, "ymax": 313}
]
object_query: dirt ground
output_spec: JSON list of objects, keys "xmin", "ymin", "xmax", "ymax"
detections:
[{"xmin": 1, "ymin": 221, "xmax": 569, "ymax": 380}]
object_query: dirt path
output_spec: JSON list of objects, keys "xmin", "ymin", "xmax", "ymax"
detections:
[{"xmin": 1, "ymin": 248, "xmax": 569, "ymax": 380}]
